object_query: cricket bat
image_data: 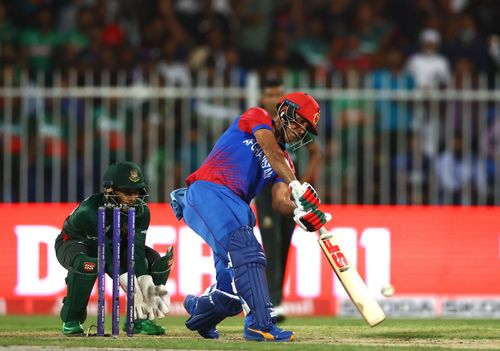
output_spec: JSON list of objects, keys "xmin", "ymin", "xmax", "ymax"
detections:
[{"xmin": 318, "ymin": 227, "xmax": 386, "ymax": 327}]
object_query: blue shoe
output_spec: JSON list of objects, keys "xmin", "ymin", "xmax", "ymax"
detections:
[
  {"xmin": 243, "ymin": 315, "xmax": 296, "ymax": 342},
  {"xmin": 184, "ymin": 295, "xmax": 220, "ymax": 339}
]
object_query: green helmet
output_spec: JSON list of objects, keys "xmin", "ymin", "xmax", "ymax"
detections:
[
  {"xmin": 103, "ymin": 161, "xmax": 147, "ymax": 190},
  {"xmin": 102, "ymin": 161, "xmax": 148, "ymax": 212}
]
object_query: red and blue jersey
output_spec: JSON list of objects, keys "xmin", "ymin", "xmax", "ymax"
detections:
[{"xmin": 186, "ymin": 107, "xmax": 295, "ymax": 203}]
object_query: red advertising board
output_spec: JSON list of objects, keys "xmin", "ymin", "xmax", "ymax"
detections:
[{"xmin": 0, "ymin": 204, "xmax": 499, "ymax": 317}]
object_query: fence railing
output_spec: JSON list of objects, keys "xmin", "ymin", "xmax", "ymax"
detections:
[{"xmin": 1, "ymin": 69, "xmax": 499, "ymax": 205}]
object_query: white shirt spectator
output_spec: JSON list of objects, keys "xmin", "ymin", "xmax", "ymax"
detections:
[
  {"xmin": 405, "ymin": 29, "xmax": 451, "ymax": 89},
  {"xmin": 405, "ymin": 52, "xmax": 451, "ymax": 89},
  {"xmin": 158, "ymin": 62, "xmax": 192, "ymax": 86}
]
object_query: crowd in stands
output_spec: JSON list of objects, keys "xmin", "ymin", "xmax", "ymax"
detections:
[{"xmin": 1, "ymin": 0, "xmax": 500, "ymax": 83}]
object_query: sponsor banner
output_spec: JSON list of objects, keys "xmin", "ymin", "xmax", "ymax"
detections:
[
  {"xmin": 340, "ymin": 297, "xmax": 500, "ymax": 318},
  {"xmin": 0, "ymin": 204, "xmax": 499, "ymax": 317}
]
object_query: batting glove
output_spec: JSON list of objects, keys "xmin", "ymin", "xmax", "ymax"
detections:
[
  {"xmin": 137, "ymin": 275, "xmax": 171, "ymax": 320},
  {"xmin": 119, "ymin": 273, "xmax": 153, "ymax": 320},
  {"xmin": 289, "ymin": 180, "xmax": 321, "ymax": 211},
  {"xmin": 293, "ymin": 207, "xmax": 332, "ymax": 232}
]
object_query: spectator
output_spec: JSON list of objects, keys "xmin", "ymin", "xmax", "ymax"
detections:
[
  {"xmin": 371, "ymin": 47, "xmax": 415, "ymax": 136},
  {"xmin": 332, "ymin": 68, "xmax": 375, "ymax": 203},
  {"xmin": 54, "ymin": 6, "xmax": 93, "ymax": 72},
  {"xmin": 319, "ymin": 0, "xmax": 356, "ymax": 38},
  {"xmin": 370, "ymin": 47, "xmax": 415, "ymax": 191},
  {"xmin": 487, "ymin": 34, "xmax": 500, "ymax": 72},
  {"xmin": 0, "ymin": 97, "xmax": 28, "ymax": 201},
  {"xmin": 353, "ymin": 1, "xmax": 394, "ymax": 60},
  {"xmin": 138, "ymin": 16, "xmax": 169, "ymax": 66},
  {"xmin": 329, "ymin": 34, "xmax": 372, "ymax": 74},
  {"xmin": 290, "ymin": 16, "xmax": 329, "ymax": 69},
  {"xmin": 158, "ymin": 40, "xmax": 192, "ymax": 87},
  {"xmin": 405, "ymin": 28, "xmax": 451, "ymax": 89},
  {"xmin": 444, "ymin": 14, "xmax": 489, "ymax": 73},
  {"xmin": 188, "ymin": 25, "xmax": 227, "ymax": 72},
  {"xmin": 262, "ymin": 28, "xmax": 307, "ymax": 82},
  {"xmin": 19, "ymin": 6, "xmax": 63, "ymax": 72},
  {"xmin": 435, "ymin": 133, "xmax": 487, "ymax": 204},
  {"xmin": 234, "ymin": 0, "xmax": 274, "ymax": 69},
  {"xmin": 391, "ymin": 132, "xmax": 431, "ymax": 204},
  {"xmin": 223, "ymin": 45, "xmax": 247, "ymax": 85},
  {"xmin": 0, "ymin": 2, "xmax": 18, "ymax": 45}
]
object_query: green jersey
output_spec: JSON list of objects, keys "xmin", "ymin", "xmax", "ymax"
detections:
[{"xmin": 61, "ymin": 193, "xmax": 150, "ymax": 276}]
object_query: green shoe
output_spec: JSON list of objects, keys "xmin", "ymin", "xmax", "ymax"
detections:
[
  {"xmin": 62, "ymin": 321, "xmax": 84, "ymax": 336},
  {"xmin": 123, "ymin": 319, "xmax": 165, "ymax": 335}
]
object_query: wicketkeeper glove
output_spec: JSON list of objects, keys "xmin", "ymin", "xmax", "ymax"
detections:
[
  {"xmin": 293, "ymin": 207, "xmax": 332, "ymax": 232},
  {"xmin": 289, "ymin": 180, "xmax": 321, "ymax": 211},
  {"xmin": 137, "ymin": 275, "xmax": 171, "ymax": 320},
  {"xmin": 119, "ymin": 273, "xmax": 153, "ymax": 320}
]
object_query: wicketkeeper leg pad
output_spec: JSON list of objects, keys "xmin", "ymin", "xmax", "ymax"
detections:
[
  {"xmin": 150, "ymin": 246, "xmax": 174, "ymax": 285},
  {"xmin": 228, "ymin": 226, "xmax": 274, "ymax": 330},
  {"xmin": 185, "ymin": 285, "xmax": 242, "ymax": 336},
  {"xmin": 60, "ymin": 254, "xmax": 98, "ymax": 323}
]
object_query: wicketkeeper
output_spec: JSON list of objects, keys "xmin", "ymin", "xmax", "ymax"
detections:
[
  {"xmin": 170, "ymin": 92, "xmax": 330, "ymax": 341},
  {"xmin": 54, "ymin": 161, "xmax": 173, "ymax": 336}
]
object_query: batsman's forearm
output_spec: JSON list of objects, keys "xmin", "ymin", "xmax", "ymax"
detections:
[
  {"xmin": 265, "ymin": 149, "xmax": 296, "ymax": 184},
  {"xmin": 272, "ymin": 197, "xmax": 296, "ymax": 217},
  {"xmin": 271, "ymin": 182, "xmax": 297, "ymax": 216}
]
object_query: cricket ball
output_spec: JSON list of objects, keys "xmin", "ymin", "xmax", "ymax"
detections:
[{"xmin": 381, "ymin": 283, "xmax": 395, "ymax": 297}]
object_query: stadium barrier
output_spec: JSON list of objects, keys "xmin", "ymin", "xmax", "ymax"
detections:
[{"xmin": 1, "ymin": 69, "xmax": 499, "ymax": 205}]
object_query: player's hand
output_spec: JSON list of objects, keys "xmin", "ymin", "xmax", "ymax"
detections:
[
  {"xmin": 289, "ymin": 180, "xmax": 321, "ymax": 211},
  {"xmin": 119, "ymin": 273, "xmax": 152, "ymax": 320},
  {"xmin": 293, "ymin": 207, "xmax": 331, "ymax": 232},
  {"xmin": 137, "ymin": 275, "xmax": 171, "ymax": 320}
]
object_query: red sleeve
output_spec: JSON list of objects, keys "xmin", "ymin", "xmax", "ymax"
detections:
[{"xmin": 237, "ymin": 107, "xmax": 273, "ymax": 134}]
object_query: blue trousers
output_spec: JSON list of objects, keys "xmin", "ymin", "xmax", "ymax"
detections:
[{"xmin": 182, "ymin": 181, "xmax": 256, "ymax": 293}]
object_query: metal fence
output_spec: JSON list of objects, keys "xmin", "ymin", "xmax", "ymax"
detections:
[{"xmin": 1, "ymin": 69, "xmax": 499, "ymax": 205}]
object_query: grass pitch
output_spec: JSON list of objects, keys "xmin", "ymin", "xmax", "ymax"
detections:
[{"xmin": 0, "ymin": 315, "xmax": 499, "ymax": 350}]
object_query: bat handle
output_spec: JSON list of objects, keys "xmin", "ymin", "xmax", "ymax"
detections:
[
  {"xmin": 318, "ymin": 213, "xmax": 333, "ymax": 239},
  {"xmin": 318, "ymin": 227, "xmax": 332, "ymax": 239}
]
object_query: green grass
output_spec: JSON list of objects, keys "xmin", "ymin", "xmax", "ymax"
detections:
[{"xmin": 1, "ymin": 316, "xmax": 499, "ymax": 350}]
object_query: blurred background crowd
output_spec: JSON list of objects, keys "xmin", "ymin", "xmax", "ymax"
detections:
[
  {"xmin": 1, "ymin": 0, "xmax": 500, "ymax": 206},
  {"xmin": 1, "ymin": 0, "xmax": 500, "ymax": 82}
]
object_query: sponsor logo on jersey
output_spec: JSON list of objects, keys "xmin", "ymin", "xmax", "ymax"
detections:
[
  {"xmin": 83, "ymin": 262, "xmax": 96, "ymax": 272},
  {"xmin": 243, "ymin": 139, "xmax": 274, "ymax": 179}
]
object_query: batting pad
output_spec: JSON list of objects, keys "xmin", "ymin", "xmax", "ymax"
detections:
[{"xmin": 228, "ymin": 226, "xmax": 274, "ymax": 330}]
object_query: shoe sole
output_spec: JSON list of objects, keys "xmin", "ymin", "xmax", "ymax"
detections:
[{"xmin": 243, "ymin": 331, "xmax": 296, "ymax": 342}]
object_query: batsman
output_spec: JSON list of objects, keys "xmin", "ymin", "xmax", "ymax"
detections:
[
  {"xmin": 54, "ymin": 161, "xmax": 174, "ymax": 336},
  {"xmin": 171, "ymin": 92, "xmax": 330, "ymax": 341}
]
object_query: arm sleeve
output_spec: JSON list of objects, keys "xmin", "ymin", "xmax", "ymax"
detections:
[{"xmin": 237, "ymin": 107, "xmax": 274, "ymax": 134}]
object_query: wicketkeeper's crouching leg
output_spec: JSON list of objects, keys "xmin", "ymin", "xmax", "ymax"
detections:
[
  {"xmin": 228, "ymin": 226, "xmax": 296, "ymax": 342},
  {"xmin": 60, "ymin": 253, "xmax": 98, "ymax": 335}
]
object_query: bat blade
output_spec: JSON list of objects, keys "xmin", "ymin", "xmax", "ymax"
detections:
[{"xmin": 318, "ymin": 228, "xmax": 386, "ymax": 327}]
